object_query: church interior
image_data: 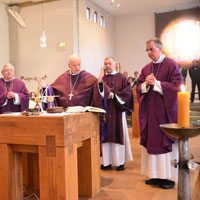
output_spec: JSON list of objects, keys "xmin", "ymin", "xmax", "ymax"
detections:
[{"xmin": 0, "ymin": 0, "xmax": 200, "ymax": 199}]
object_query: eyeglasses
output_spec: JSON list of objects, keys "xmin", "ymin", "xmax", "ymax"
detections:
[
  {"xmin": 145, "ymin": 48, "xmax": 157, "ymax": 52},
  {"xmin": 3, "ymin": 69, "xmax": 14, "ymax": 73}
]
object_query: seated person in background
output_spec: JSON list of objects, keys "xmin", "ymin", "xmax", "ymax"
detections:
[
  {"xmin": 123, "ymin": 71, "xmax": 128, "ymax": 79},
  {"xmin": 37, "ymin": 54, "xmax": 97, "ymax": 108},
  {"xmin": 132, "ymin": 71, "xmax": 139, "ymax": 87},
  {"xmin": 128, "ymin": 76, "xmax": 134, "ymax": 88},
  {"xmin": 0, "ymin": 63, "xmax": 29, "ymax": 114},
  {"xmin": 179, "ymin": 64, "xmax": 187, "ymax": 84}
]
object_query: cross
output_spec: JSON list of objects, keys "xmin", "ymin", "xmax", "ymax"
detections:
[{"xmin": 68, "ymin": 92, "xmax": 73, "ymax": 101}]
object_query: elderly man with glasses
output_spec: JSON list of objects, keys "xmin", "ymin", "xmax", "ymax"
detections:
[
  {"xmin": 136, "ymin": 38, "xmax": 183, "ymax": 189},
  {"xmin": 0, "ymin": 63, "xmax": 29, "ymax": 114}
]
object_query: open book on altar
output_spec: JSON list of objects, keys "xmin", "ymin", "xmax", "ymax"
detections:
[{"xmin": 65, "ymin": 106, "xmax": 106, "ymax": 113}]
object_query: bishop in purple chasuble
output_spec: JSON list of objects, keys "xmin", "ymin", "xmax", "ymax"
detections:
[
  {"xmin": 137, "ymin": 57, "xmax": 183, "ymax": 154},
  {"xmin": 46, "ymin": 70, "xmax": 97, "ymax": 108}
]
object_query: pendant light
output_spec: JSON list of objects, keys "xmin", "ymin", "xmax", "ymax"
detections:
[{"xmin": 40, "ymin": 0, "xmax": 47, "ymax": 48}]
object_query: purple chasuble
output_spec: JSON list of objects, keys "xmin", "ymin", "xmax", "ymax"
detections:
[
  {"xmin": 0, "ymin": 78, "xmax": 29, "ymax": 114},
  {"xmin": 136, "ymin": 57, "xmax": 183, "ymax": 154},
  {"xmin": 49, "ymin": 70, "xmax": 97, "ymax": 108},
  {"xmin": 93, "ymin": 72, "xmax": 133, "ymax": 145}
]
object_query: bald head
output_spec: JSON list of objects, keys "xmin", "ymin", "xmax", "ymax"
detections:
[{"xmin": 68, "ymin": 54, "xmax": 82, "ymax": 74}]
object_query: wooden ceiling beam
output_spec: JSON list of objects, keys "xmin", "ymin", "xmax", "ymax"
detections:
[{"xmin": 17, "ymin": 0, "xmax": 59, "ymax": 8}]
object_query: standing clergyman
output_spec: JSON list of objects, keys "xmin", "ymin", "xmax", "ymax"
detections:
[
  {"xmin": 94, "ymin": 57, "xmax": 133, "ymax": 171},
  {"xmin": 136, "ymin": 38, "xmax": 183, "ymax": 189}
]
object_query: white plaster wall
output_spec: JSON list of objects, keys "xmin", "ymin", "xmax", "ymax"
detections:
[
  {"xmin": 79, "ymin": 0, "xmax": 114, "ymax": 77},
  {"xmin": 16, "ymin": 0, "xmax": 114, "ymax": 91},
  {"xmin": 18, "ymin": 0, "xmax": 74, "ymax": 91},
  {"xmin": 0, "ymin": 3, "xmax": 9, "ymax": 70},
  {"xmin": 114, "ymin": 12, "xmax": 155, "ymax": 77}
]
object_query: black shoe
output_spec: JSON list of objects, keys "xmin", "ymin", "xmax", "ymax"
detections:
[
  {"xmin": 116, "ymin": 165, "xmax": 124, "ymax": 171},
  {"xmin": 101, "ymin": 164, "xmax": 112, "ymax": 170},
  {"xmin": 159, "ymin": 179, "xmax": 175, "ymax": 189},
  {"xmin": 145, "ymin": 178, "xmax": 162, "ymax": 185}
]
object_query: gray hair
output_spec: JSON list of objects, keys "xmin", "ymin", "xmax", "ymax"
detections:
[
  {"xmin": 104, "ymin": 57, "xmax": 117, "ymax": 64},
  {"xmin": 2, "ymin": 63, "xmax": 15, "ymax": 72},
  {"xmin": 146, "ymin": 38, "xmax": 163, "ymax": 49}
]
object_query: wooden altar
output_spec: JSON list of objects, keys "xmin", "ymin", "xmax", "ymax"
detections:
[{"xmin": 0, "ymin": 112, "xmax": 100, "ymax": 200}]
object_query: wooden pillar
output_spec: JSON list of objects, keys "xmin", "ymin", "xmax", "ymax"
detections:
[
  {"xmin": 132, "ymin": 87, "xmax": 140, "ymax": 137},
  {"xmin": 119, "ymin": 63, "xmax": 121, "ymax": 72},
  {"xmin": 39, "ymin": 144, "xmax": 78, "ymax": 200},
  {"xmin": 0, "ymin": 144, "xmax": 23, "ymax": 200},
  {"xmin": 78, "ymin": 137, "xmax": 100, "ymax": 196},
  {"xmin": 22, "ymin": 153, "xmax": 39, "ymax": 195},
  {"xmin": 116, "ymin": 63, "xmax": 118, "ymax": 72}
]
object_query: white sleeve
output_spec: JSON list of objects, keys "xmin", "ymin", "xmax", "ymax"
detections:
[
  {"xmin": 153, "ymin": 80, "xmax": 163, "ymax": 95},
  {"xmin": 141, "ymin": 82, "xmax": 150, "ymax": 93},
  {"xmin": 100, "ymin": 89, "xmax": 125, "ymax": 105},
  {"xmin": 115, "ymin": 94, "xmax": 125, "ymax": 104},
  {"xmin": 13, "ymin": 93, "xmax": 21, "ymax": 105},
  {"xmin": 99, "ymin": 89, "xmax": 104, "ymax": 98},
  {"xmin": 1, "ymin": 99, "xmax": 8, "ymax": 107}
]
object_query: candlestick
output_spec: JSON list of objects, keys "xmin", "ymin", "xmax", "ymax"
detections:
[{"xmin": 178, "ymin": 85, "xmax": 189, "ymax": 127}]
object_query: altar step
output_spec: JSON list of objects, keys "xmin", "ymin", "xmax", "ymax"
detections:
[
  {"xmin": 190, "ymin": 103, "xmax": 200, "ymax": 125},
  {"xmin": 190, "ymin": 102, "xmax": 200, "ymax": 112}
]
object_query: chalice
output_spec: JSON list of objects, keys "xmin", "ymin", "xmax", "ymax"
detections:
[
  {"xmin": 47, "ymin": 96, "xmax": 55, "ymax": 108},
  {"xmin": 34, "ymin": 96, "xmax": 42, "ymax": 112}
]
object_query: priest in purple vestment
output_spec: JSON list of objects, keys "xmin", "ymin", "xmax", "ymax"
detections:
[
  {"xmin": 38, "ymin": 54, "xmax": 97, "ymax": 108},
  {"xmin": 93, "ymin": 57, "xmax": 133, "ymax": 171},
  {"xmin": 136, "ymin": 38, "xmax": 183, "ymax": 189},
  {"xmin": 0, "ymin": 63, "xmax": 29, "ymax": 114}
]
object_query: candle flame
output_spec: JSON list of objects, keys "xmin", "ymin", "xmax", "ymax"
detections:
[{"xmin": 180, "ymin": 84, "xmax": 185, "ymax": 92}]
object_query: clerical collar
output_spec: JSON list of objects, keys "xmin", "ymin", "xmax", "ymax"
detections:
[
  {"xmin": 153, "ymin": 54, "xmax": 165, "ymax": 64},
  {"xmin": 105, "ymin": 70, "xmax": 117, "ymax": 75},
  {"xmin": 3, "ymin": 77, "xmax": 15, "ymax": 82},
  {"xmin": 69, "ymin": 69, "xmax": 82, "ymax": 76}
]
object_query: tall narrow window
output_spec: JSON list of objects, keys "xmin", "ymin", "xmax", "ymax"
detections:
[
  {"xmin": 100, "ymin": 15, "xmax": 105, "ymax": 27},
  {"xmin": 86, "ymin": 7, "xmax": 91, "ymax": 20},
  {"xmin": 94, "ymin": 11, "xmax": 98, "ymax": 23}
]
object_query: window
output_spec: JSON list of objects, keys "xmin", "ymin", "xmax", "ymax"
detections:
[
  {"xmin": 86, "ymin": 7, "xmax": 91, "ymax": 20},
  {"xmin": 94, "ymin": 11, "xmax": 98, "ymax": 23},
  {"xmin": 156, "ymin": 7, "xmax": 200, "ymax": 66},
  {"xmin": 161, "ymin": 19, "xmax": 200, "ymax": 63},
  {"xmin": 100, "ymin": 15, "xmax": 105, "ymax": 27}
]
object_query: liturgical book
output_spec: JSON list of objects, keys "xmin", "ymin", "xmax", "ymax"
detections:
[{"xmin": 65, "ymin": 106, "xmax": 106, "ymax": 113}]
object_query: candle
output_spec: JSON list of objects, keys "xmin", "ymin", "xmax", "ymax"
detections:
[{"xmin": 178, "ymin": 85, "xmax": 190, "ymax": 127}]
